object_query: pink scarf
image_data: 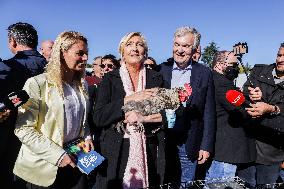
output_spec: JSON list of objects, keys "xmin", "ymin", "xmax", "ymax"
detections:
[{"xmin": 119, "ymin": 61, "xmax": 149, "ymax": 189}]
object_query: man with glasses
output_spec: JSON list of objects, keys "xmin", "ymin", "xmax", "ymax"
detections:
[
  {"xmin": 205, "ymin": 51, "xmax": 256, "ymax": 186},
  {"xmin": 100, "ymin": 54, "xmax": 120, "ymax": 76}
]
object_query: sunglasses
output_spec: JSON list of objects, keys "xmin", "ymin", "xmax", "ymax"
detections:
[
  {"xmin": 75, "ymin": 50, "xmax": 88, "ymax": 56},
  {"xmin": 100, "ymin": 64, "xmax": 114, "ymax": 69},
  {"xmin": 144, "ymin": 64, "xmax": 155, "ymax": 69}
]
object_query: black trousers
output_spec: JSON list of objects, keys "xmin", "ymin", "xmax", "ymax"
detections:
[
  {"xmin": 0, "ymin": 118, "xmax": 21, "ymax": 189},
  {"xmin": 25, "ymin": 166, "xmax": 87, "ymax": 189}
]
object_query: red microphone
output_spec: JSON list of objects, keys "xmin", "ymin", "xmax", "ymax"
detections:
[
  {"xmin": 226, "ymin": 90, "xmax": 250, "ymax": 107},
  {"xmin": 0, "ymin": 90, "xmax": 29, "ymax": 112}
]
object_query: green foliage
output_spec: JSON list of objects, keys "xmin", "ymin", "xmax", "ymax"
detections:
[
  {"xmin": 201, "ymin": 42, "xmax": 219, "ymax": 68},
  {"xmin": 239, "ymin": 62, "xmax": 252, "ymax": 73},
  {"xmin": 86, "ymin": 63, "xmax": 92, "ymax": 68}
]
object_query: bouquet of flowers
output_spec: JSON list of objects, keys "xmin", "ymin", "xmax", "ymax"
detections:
[{"xmin": 114, "ymin": 83, "xmax": 192, "ymax": 133}]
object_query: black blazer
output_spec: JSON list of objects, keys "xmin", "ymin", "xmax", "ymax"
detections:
[
  {"xmin": 93, "ymin": 68, "xmax": 166, "ymax": 189},
  {"xmin": 213, "ymin": 71, "xmax": 256, "ymax": 163},
  {"xmin": 159, "ymin": 59, "xmax": 216, "ymax": 159}
]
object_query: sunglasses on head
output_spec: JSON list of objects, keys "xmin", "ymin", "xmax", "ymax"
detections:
[
  {"xmin": 144, "ymin": 64, "xmax": 155, "ymax": 69},
  {"xmin": 100, "ymin": 64, "xmax": 114, "ymax": 69}
]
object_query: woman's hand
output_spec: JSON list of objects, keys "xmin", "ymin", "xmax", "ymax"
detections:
[
  {"xmin": 124, "ymin": 111, "xmax": 145, "ymax": 125},
  {"xmin": 59, "ymin": 154, "xmax": 76, "ymax": 168},
  {"xmin": 124, "ymin": 88, "xmax": 158, "ymax": 104},
  {"xmin": 84, "ymin": 138, "xmax": 94, "ymax": 152}
]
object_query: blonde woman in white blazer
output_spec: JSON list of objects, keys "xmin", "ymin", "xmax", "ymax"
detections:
[{"xmin": 14, "ymin": 31, "xmax": 94, "ymax": 188}]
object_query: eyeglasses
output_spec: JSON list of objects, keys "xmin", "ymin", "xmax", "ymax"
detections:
[
  {"xmin": 75, "ymin": 50, "xmax": 88, "ymax": 57},
  {"xmin": 100, "ymin": 64, "xmax": 114, "ymax": 69},
  {"xmin": 144, "ymin": 64, "xmax": 155, "ymax": 69}
]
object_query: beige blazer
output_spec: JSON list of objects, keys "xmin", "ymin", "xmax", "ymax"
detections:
[{"xmin": 13, "ymin": 73, "xmax": 90, "ymax": 187}]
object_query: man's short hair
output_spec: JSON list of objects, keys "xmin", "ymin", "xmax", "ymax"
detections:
[
  {"xmin": 212, "ymin": 50, "xmax": 232, "ymax": 68},
  {"xmin": 93, "ymin": 56, "xmax": 102, "ymax": 61},
  {"xmin": 7, "ymin": 22, "xmax": 38, "ymax": 48},
  {"xmin": 93, "ymin": 56, "xmax": 102, "ymax": 64},
  {"xmin": 174, "ymin": 26, "xmax": 201, "ymax": 50},
  {"xmin": 280, "ymin": 42, "xmax": 284, "ymax": 48},
  {"xmin": 102, "ymin": 54, "xmax": 120, "ymax": 68},
  {"xmin": 147, "ymin": 57, "xmax": 157, "ymax": 65}
]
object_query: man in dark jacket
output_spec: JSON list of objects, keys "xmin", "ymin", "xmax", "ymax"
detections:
[
  {"xmin": 159, "ymin": 26, "xmax": 216, "ymax": 185},
  {"xmin": 205, "ymin": 50, "xmax": 256, "ymax": 186},
  {"xmin": 243, "ymin": 42, "xmax": 284, "ymax": 185},
  {"xmin": 0, "ymin": 22, "xmax": 46, "ymax": 188},
  {"xmin": 0, "ymin": 58, "xmax": 12, "ymax": 123}
]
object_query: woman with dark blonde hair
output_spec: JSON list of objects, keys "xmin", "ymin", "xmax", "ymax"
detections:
[
  {"xmin": 13, "ymin": 31, "xmax": 93, "ymax": 189},
  {"xmin": 93, "ymin": 32, "xmax": 166, "ymax": 189}
]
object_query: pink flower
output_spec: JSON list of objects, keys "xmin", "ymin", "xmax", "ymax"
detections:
[{"xmin": 178, "ymin": 83, "xmax": 192, "ymax": 102}]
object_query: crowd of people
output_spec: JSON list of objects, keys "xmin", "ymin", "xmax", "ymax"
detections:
[{"xmin": 0, "ymin": 22, "xmax": 283, "ymax": 189}]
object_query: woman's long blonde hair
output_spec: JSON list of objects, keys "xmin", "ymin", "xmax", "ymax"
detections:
[{"xmin": 45, "ymin": 31, "xmax": 88, "ymax": 96}]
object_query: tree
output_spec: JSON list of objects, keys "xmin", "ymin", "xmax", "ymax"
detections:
[
  {"xmin": 201, "ymin": 42, "xmax": 219, "ymax": 68},
  {"xmin": 239, "ymin": 62, "xmax": 252, "ymax": 73}
]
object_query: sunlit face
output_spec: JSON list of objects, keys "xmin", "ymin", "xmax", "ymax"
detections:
[
  {"xmin": 173, "ymin": 33, "xmax": 195, "ymax": 68},
  {"xmin": 40, "ymin": 41, "xmax": 54, "ymax": 61},
  {"xmin": 276, "ymin": 47, "xmax": 284, "ymax": 72},
  {"xmin": 192, "ymin": 45, "xmax": 201, "ymax": 62},
  {"xmin": 8, "ymin": 37, "xmax": 17, "ymax": 54},
  {"xmin": 92, "ymin": 57, "xmax": 102, "ymax": 77},
  {"xmin": 101, "ymin": 59, "xmax": 115, "ymax": 74},
  {"xmin": 122, "ymin": 36, "xmax": 146, "ymax": 65},
  {"xmin": 63, "ymin": 40, "xmax": 88, "ymax": 72},
  {"xmin": 225, "ymin": 52, "xmax": 238, "ymax": 66}
]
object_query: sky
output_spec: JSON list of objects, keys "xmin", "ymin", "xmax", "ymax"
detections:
[{"xmin": 0, "ymin": 0, "xmax": 283, "ymax": 66}]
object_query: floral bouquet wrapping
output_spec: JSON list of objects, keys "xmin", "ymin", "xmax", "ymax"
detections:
[{"xmin": 115, "ymin": 83, "xmax": 192, "ymax": 133}]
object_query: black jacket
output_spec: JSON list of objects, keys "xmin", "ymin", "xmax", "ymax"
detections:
[
  {"xmin": 244, "ymin": 64, "xmax": 284, "ymax": 165},
  {"xmin": 93, "ymin": 69, "xmax": 166, "ymax": 189},
  {"xmin": 213, "ymin": 71, "xmax": 256, "ymax": 163},
  {"xmin": 3, "ymin": 50, "xmax": 46, "ymax": 93},
  {"xmin": 0, "ymin": 50, "xmax": 46, "ymax": 186}
]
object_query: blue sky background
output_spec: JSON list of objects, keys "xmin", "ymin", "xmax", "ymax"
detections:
[{"xmin": 0, "ymin": 0, "xmax": 283, "ymax": 66}]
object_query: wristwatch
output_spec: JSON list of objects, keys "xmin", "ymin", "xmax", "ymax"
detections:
[{"xmin": 270, "ymin": 104, "xmax": 280, "ymax": 115}]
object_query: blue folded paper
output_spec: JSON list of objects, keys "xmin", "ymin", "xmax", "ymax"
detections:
[
  {"xmin": 63, "ymin": 138, "xmax": 105, "ymax": 175},
  {"xmin": 77, "ymin": 150, "xmax": 105, "ymax": 175}
]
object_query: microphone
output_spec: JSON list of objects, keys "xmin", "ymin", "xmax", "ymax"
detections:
[
  {"xmin": 226, "ymin": 90, "xmax": 251, "ymax": 108},
  {"xmin": 0, "ymin": 90, "xmax": 29, "ymax": 112}
]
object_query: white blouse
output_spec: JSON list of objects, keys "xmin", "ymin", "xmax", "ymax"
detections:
[{"xmin": 63, "ymin": 83, "xmax": 85, "ymax": 143}]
